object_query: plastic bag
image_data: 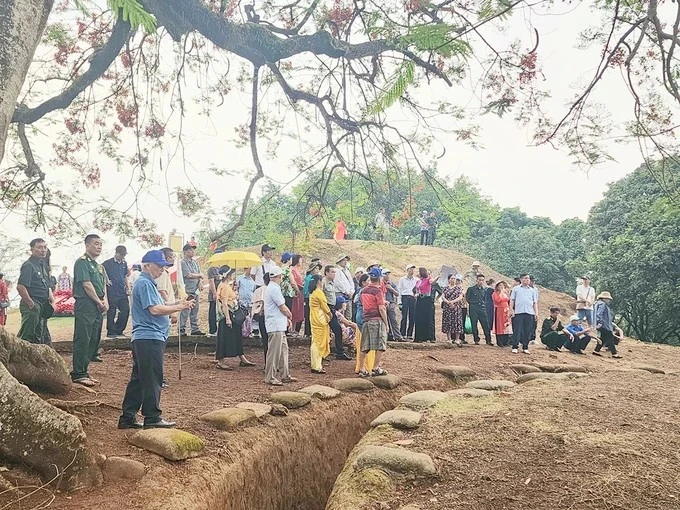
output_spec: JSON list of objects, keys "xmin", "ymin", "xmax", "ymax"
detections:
[{"xmin": 464, "ymin": 315, "xmax": 472, "ymax": 334}]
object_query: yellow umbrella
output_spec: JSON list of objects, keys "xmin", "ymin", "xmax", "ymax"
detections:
[{"xmin": 206, "ymin": 250, "xmax": 261, "ymax": 269}]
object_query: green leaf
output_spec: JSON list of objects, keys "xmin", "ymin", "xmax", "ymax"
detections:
[
  {"xmin": 108, "ymin": 0, "xmax": 157, "ymax": 33},
  {"xmin": 367, "ymin": 61, "xmax": 416, "ymax": 115},
  {"xmin": 400, "ymin": 24, "xmax": 471, "ymax": 58}
]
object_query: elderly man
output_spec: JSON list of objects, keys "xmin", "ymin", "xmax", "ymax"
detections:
[
  {"xmin": 118, "ymin": 250, "xmax": 195, "ymax": 429},
  {"xmin": 180, "ymin": 243, "xmax": 203, "ymax": 336},
  {"xmin": 16, "ymin": 238, "xmax": 54, "ymax": 344},
  {"xmin": 464, "ymin": 261, "xmax": 483, "ymax": 287},
  {"xmin": 509, "ymin": 273, "xmax": 538, "ymax": 355},
  {"xmin": 397, "ymin": 264, "xmax": 418, "ymax": 340},
  {"xmin": 103, "ymin": 245, "xmax": 130, "ymax": 339},
  {"xmin": 565, "ymin": 315, "xmax": 593, "ymax": 354},
  {"xmin": 71, "ymin": 234, "xmax": 108, "ymax": 386},
  {"xmin": 264, "ymin": 266, "xmax": 297, "ymax": 386},
  {"xmin": 382, "ymin": 269, "xmax": 404, "ymax": 341},
  {"xmin": 334, "ymin": 254, "xmax": 355, "ymax": 321}
]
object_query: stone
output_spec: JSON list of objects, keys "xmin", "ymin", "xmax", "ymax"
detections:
[
  {"xmin": 298, "ymin": 384, "xmax": 341, "ymax": 400},
  {"xmin": 371, "ymin": 410, "xmax": 422, "ymax": 430},
  {"xmin": 516, "ymin": 372, "xmax": 588, "ymax": 384},
  {"xmin": 465, "ymin": 379, "xmax": 516, "ymax": 391},
  {"xmin": 508, "ymin": 363, "xmax": 541, "ymax": 374},
  {"xmin": 435, "ymin": 365, "xmax": 476, "ymax": 382},
  {"xmin": 235, "ymin": 402, "xmax": 272, "ymax": 418},
  {"xmin": 399, "ymin": 390, "xmax": 448, "ymax": 409},
  {"xmin": 199, "ymin": 408, "xmax": 258, "ymax": 431},
  {"xmin": 370, "ymin": 374, "xmax": 402, "ymax": 390},
  {"xmin": 632, "ymin": 365, "xmax": 665, "ymax": 374},
  {"xmin": 331, "ymin": 378, "xmax": 375, "ymax": 392},
  {"xmin": 269, "ymin": 391, "xmax": 311, "ymax": 409},
  {"xmin": 531, "ymin": 363, "xmax": 588, "ymax": 373},
  {"xmin": 270, "ymin": 403, "xmax": 289, "ymax": 416},
  {"xmin": 103, "ymin": 456, "xmax": 146, "ymax": 480},
  {"xmin": 446, "ymin": 388, "xmax": 495, "ymax": 398},
  {"xmin": 355, "ymin": 446, "xmax": 436, "ymax": 476},
  {"xmin": 398, "ymin": 506, "xmax": 422, "ymax": 510},
  {"xmin": 94, "ymin": 454, "xmax": 107, "ymax": 467},
  {"xmin": 129, "ymin": 429, "xmax": 205, "ymax": 461}
]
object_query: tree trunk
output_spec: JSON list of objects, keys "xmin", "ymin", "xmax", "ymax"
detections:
[
  {"xmin": 0, "ymin": 326, "xmax": 102, "ymax": 490},
  {"xmin": 0, "ymin": 0, "xmax": 53, "ymax": 165}
]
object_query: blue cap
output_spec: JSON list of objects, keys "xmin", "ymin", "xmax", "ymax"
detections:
[
  {"xmin": 281, "ymin": 251, "xmax": 293, "ymax": 263},
  {"xmin": 335, "ymin": 296, "xmax": 347, "ymax": 306},
  {"xmin": 141, "ymin": 250, "xmax": 173, "ymax": 267},
  {"xmin": 368, "ymin": 267, "xmax": 383, "ymax": 278}
]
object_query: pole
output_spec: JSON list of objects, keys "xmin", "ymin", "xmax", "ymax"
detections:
[{"xmin": 178, "ymin": 322, "xmax": 182, "ymax": 380}]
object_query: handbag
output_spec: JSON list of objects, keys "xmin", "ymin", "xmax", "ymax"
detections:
[
  {"xmin": 464, "ymin": 315, "xmax": 472, "ymax": 334},
  {"xmin": 230, "ymin": 305, "xmax": 247, "ymax": 326},
  {"xmin": 0, "ymin": 300, "xmax": 9, "ymax": 309}
]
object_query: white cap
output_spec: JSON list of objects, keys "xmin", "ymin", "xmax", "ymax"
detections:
[
  {"xmin": 406, "ymin": 264, "xmax": 416, "ymax": 270},
  {"xmin": 570, "ymin": 314, "xmax": 580, "ymax": 321},
  {"xmin": 382, "ymin": 268, "xmax": 391, "ymax": 275},
  {"xmin": 354, "ymin": 267, "xmax": 365, "ymax": 274},
  {"xmin": 472, "ymin": 260, "xmax": 481, "ymax": 266},
  {"xmin": 269, "ymin": 266, "xmax": 283, "ymax": 277}
]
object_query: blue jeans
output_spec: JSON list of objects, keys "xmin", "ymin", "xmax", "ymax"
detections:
[{"xmin": 577, "ymin": 309, "xmax": 594, "ymax": 326}]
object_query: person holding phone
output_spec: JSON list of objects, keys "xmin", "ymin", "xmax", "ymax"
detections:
[{"xmin": 118, "ymin": 250, "xmax": 196, "ymax": 429}]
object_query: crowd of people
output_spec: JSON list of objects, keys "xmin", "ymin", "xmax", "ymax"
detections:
[{"xmin": 5, "ymin": 237, "xmax": 625, "ymax": 429}]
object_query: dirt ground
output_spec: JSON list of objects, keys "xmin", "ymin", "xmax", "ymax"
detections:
[{"xmin": 2, "ymin": 333, "xmax": 679, "ymax": 510}]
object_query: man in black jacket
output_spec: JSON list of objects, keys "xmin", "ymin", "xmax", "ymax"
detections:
[{"xmin": 465, "ymin": 274, "xmax": 492, "ymax": 345}]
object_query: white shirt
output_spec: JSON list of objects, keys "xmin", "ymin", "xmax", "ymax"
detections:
[
  {"xmin": 576, "ymin": 284, "xmax": 595, "ymax": 310},
  {"xmin": 251, "ymin": 258, "xmax": 278, "ymax": 287},
  {"xmin": 264, "ymin": 282, "xmax": 287, "ymax": 332},
  {"xmin": 397, "ymin": 276, "xmax": 419, "ymax": 296},
  {"xmin": 333, "ymin": 266, "xmax": 354, "ymax": 295}
]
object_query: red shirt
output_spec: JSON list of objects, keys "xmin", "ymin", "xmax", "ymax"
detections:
[{"xmin": 361, "ymin": 284, "xmax": 385, "ymax": 320}]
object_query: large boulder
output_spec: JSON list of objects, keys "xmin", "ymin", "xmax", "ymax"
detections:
[
  {"xmin": 399, "ymin": 390, "xmax": 449, "ymax": 409},
  {"xmin": 465, "ymin": 379, "xmax": 516, "ymax": 391},
  {"xmin": 371, "ymin": 410, "xmax": 422, "ymax": 430},
  {"xmin": 355, "ymin": 446, "xmax": 436, "ymax": 476},
  {"xmin": 370, "ymin": 374, "xmax": 401, "ymax": 390},
  {"xmin": 235, "ymin": 402, "xmax": 272, "ymax": 418},
  {"xmin": 199, "ymin": 408, "xmax": 258, "ymax": 431},
  {"xmin": 102, "ymin": 456, "xmax": 146, "ymax": 480},
  {"xmin": 129, "ymin": 429, "xmax": 205, "ymax": 461},
  {"xmin": 435, "ymin": 365, "xmax": 476, "ymax": 383},
  {"xmin": 331, "ymin": 378, "xmax": 375, "ymax": 392},
  {"xmin": 298, "ymin": 384, "xmax": 341, "ymax": 400},
  {"xmin": 269, "ymin": 391, "xmax": 312, "ymax": 409}
]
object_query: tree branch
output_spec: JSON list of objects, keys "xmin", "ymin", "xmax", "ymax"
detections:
[{"xmin": 12, "ymin": 15, "xmax": 132, "ymax": 125}]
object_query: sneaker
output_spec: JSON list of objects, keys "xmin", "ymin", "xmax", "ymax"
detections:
[
  {"xmin": 105, "ymin": 334, "xmax": 119, "ymax": 339},
  {"xmin": 511, "ymin": 348, "xmax": 518, "ymax": 354},
  {"xmin": 206, "ymin": 332, "xmax": 217, "ymax": 338},
  {"xmin": 522, "ymin": 349, "xmax": 531, "ymax": 354},
  {"xmin": 162, "ymin": 379, "xmax": 169, "ymax": 388},
  {"xmin": 190, "ymin": 330, "xmax": 206, "ymax": 336}
]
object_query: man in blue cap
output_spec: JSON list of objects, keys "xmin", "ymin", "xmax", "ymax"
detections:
[{"xmin": 118, "ymin": 250, "xmax": 195, "ymax": 429}]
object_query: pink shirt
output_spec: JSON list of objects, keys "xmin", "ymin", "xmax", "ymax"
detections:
[{"xmin": 416, "ymin": 278, "xmax": 431, "ymax": 296}]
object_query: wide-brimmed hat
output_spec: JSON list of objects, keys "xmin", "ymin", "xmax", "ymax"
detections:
[
  {"xmin": 597, "ymin": 291, "xmax": 613, "ymax": 300},
  {"xmin": 307, "ymin": 262, "xmax": 322, "ymax": 272},
  {"xmin": 354, "ymin": 267, "xmax": 365, "ymax": 275},
  {"xmin": 472, "ymin": 260, "xmax": 480, "ymax": 266},
  {"xmin": 336, "ymin": 254, "xmax": 350, "ymax": 264},
  {"xmin": 405, "ymin": 264, "xmax": 416, "ymax": 270}
]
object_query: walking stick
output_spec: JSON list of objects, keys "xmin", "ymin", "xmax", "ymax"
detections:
[{"xmin": 178, "ymin": 322, "xmax": 182, "ymax": 380}]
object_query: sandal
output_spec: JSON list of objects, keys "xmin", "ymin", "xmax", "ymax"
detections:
[
  {"xmin": 592, "ymin": 352, "xmax": 603, "ymax": 357},
  {"xmin": 357, "ymin": 370, "xmax": 370, "ymax": 378},
  {"xmin": 311, "ymin": 369, "xmax": 326, "ymax": 374},
  {"xmin": 371, "ymin": 368, "xmax": 388, "ymax": 376},
  {"xmin": 216, "ymin": 364, "xmax": 233, "ymax": 371},
  {"xmin": 73, "ymin": 378, "xmax": 96, "ymax": 387},
  {"xmin": 282, "ymin": 376, "xmax": 298, "ymax": 383},
  {"xmin": 611, "ymin": 354, "xmax": 622, "ymax": 359},
  {"xmin": 268, "ymin": 379, "xmax": 283, "ymax": 386},
  {"xmin": 239, "ymin": 360, "xmax": 256, "ymax": 367}
]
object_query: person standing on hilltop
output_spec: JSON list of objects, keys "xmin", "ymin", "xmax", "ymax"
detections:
[
  {"xmin": 509, "ymin": 273, "xmax": 538, "ymax": 355},
  {"xmin": 466, "ymin": 274, "xmax": 493, "ymax": 345},
  {"xmin": 102, "ymin": 245, "xmax": 130, "ymax": 339},
  {"xmin": 576, "ymin": 275, "xmax": 596, "ymax": 326},
  {"xmin": 419, "ymin": 211, "xmax": 429, "ymax": 245},
  {"xmin": 592, "ymin": 291, "xmax": 622, "ymax": 359},
  {"xmin": 374, "ymin": 208, "xmax": 390, "ymax": 241},
  {"xmin": 398, "ymin": 264, "xmax": 418, "ymax": 340},
  {"xmin": 426, "ymin": 212, "xmax": 438, "ymax": 245},
  {"xmin": 16, "ymin": 238, "xmax": 54, "ymax": 345},
  {"xmin": 334, "ymin": 218, "xmax": 347, "ymax": 241}
]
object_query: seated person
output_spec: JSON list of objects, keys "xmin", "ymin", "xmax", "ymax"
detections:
[
  {"xmin": 565, "ymin": 315, "xmax": 593, "ymax": 354},
  {"xmin": 540, "ymin": 307, "xmax": 574, "ymax": 352},
  {"xmin": 334, "ymin": 296, "xmax": 357, "ymax": 352}
]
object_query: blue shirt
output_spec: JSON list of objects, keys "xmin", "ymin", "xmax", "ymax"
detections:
[
  {"xmin": 566, "ymin": 324, "xmax": 585, "ymax": 336},
  {"xmin": 510, "ymin": 285, "xmax": 537, "ymax": 315},
  {"xmin": 264, "ymin": 282, "xmax": 287, "ymax": 332},
  {"xmin": 236, "ymin": 275, "xmax": 256, "ymax": 307},
  {"xmin": 131, "ymin": 272, "xmax": 169, "ymax": 341},
  {"xmin": 102, "ymin": 257, "xmax": 128, "ymax": 299}
]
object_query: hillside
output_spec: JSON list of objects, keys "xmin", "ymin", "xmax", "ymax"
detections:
[{"xmin": 245, "ymin": 239, "xmax": 575, "ymax": 320}]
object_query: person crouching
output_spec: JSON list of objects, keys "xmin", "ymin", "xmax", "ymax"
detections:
[
  {"xmin": 539, "ymin": 307, "xmax": 574, "ymax": 352},
  {"xmin": 565, "ymin": 315, "xmax": 593, "ymax": 354},
  {"xmin": 118, "ymin": 250, "xmax": 195, "ymax": 429}
]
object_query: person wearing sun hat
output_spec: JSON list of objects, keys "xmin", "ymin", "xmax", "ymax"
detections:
[
  {"xmin": 334, "ymin": 254, "xmax": 354, "ymax": 321},
  {"xmin": 118, "ymin": 250, "xmax": 195, "ymax": 429},
  {"xmin": 592, "ymin": 291, "xmax": 621, "ymax": 358}
]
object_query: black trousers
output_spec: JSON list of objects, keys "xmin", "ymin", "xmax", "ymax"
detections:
[
  {"xmin": 420, "ymin": 230, "xmax": 429, "ymax": 245},
  {"xmin": 284, "ymin": 296, "xmax": 293, "ymax": 331},
  {"xmin": 594, "ymin": 329, "xmax": 618, "ymax": 355},
  {"xmin": 469, "ymin": 306, "xmax": 491, "ymax": 343},
  {"xmin": 304, "ymin": 298, "xmax": 311, "ymax": 337},
  {"xmin": 496, "ymin": 334, "xmax": 511, "ymax": 347},
  {"xmin": 257, "ymin": 316, "xmax": 268, "ymax": 362},
  {"xmin": 460, "ymin": 308, "xmax": 467, "ymax": 341},
  {"xmin": 541, "ymin": 331, "xmax": 567, "ymax": 351},
  {"xmin": 121, "ymin": 339, "xmax": 165, "ymax": 424},
  {"xmin": 106, "ymin": 295, "xmax": 130, "ymax": 336},
  {"xmin": 208, "ymin": 300, "xmax": 218, "ymax": 335},
  {"xmin": 512, "ymin": 313, "xmax": 535, "ymax": 350},
  {"xmin": 565, "ymin": 334, "xmax": 591, "ymax": 352},
  {"xmin": 400, "ymin": 295, "xmax": 416, "ymax": 337},
  {"xmin": 329, "ymin": 313, "xmax": 344, "ymax": 355}
]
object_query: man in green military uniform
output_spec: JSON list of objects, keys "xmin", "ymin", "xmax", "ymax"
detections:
[
  {"xmin": 71, "ymin": 234, "xmax": 109, "ymax": 387},
  {"xmin": 16, "ymin": 238, "xmax": 54, "ymax": 344}
]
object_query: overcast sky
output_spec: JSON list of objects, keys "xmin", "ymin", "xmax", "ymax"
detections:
[{"xmin": 1, "ymin": 1, "xmax": 645, "ymax": 271}]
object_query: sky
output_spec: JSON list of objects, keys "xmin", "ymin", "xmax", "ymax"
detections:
[{"xmin": 0, "ymin": 0, "xmax": 647, "ymax": 275}]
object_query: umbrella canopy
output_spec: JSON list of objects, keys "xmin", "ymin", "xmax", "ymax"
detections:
[{"xmin": 207, "ymin": 250, "xmax": 261, "ymax": 269}]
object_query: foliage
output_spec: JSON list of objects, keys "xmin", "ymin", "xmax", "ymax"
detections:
[{"xmin": 108, "ymin": 0, "xmax": 157, "ymax": 32}]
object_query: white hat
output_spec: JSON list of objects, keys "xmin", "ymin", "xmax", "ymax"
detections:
[
  {"xmin": 472, "ymin": 260, "xmax": 481, "ymax": 266},
  {"xmin": 381, "ymin": 268, "xmax": 392, "ymax": 275},
  {"xmin": 354, "ymin": 267, "xmax": 365, "ymax": 274},
  {"xmin": 455, "ymin": 274, "xmax": 463, "ymax": 281},
  {"xmin": 269, "ymin": 266, "xmax": 283, "ymax": 277},
  {"xmin": 570, "ymin": 314, "xmax": 580, "ymax": 322},
  {"xmin": 406, "ymin": 264, "xmax": 416, "ymax": 270}
]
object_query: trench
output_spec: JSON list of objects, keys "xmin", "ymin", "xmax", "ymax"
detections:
[{"xmin": 163, "ymin": 392, "xmax": 400, "ymax": 510}]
